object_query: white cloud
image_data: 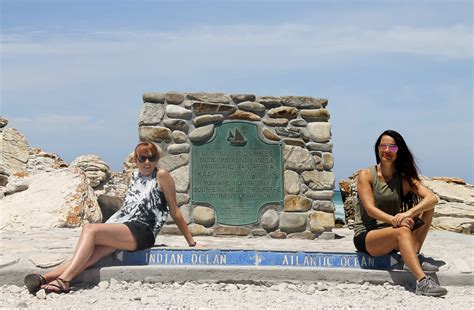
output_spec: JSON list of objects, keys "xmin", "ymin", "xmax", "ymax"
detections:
[
  {"xmin": 11, "ymin": 114, "xmax": 105, "ymax": 134},
  {"xmin": 1, "ymin": 23, "xmax": 471, "ymax": 92},
  {"xmin": 2, "ymin": 24, "xmax": 472, "ymax": 58}
]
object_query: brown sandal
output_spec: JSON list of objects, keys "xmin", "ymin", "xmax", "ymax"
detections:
[
  {"xmin": 43, "ymin": 278, "xmax": 71, "ymax": 294},
  {"xmin": 24, "ymin": 273, "xmax": 47, "ymax": 294}
]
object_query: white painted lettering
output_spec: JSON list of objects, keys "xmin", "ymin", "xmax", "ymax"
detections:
[
  {"xmin": 324, "ymin": 256, "xmax": 332, "ymax": 267},
  {"xmin": 303, "ymin": 256, "xmax": 310, "ymax": 266},
  {"xmin": 170, "ymin": 254, "xmax": 176, "ymax": 264},
  {"xmin": 368, "ymin": 256, "xmax": 375, "ymax": 267}
]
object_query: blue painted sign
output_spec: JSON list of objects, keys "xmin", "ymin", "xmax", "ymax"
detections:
[{"xmin": 116, "ymin": 249, "xmax": 400, "ymax": 270}]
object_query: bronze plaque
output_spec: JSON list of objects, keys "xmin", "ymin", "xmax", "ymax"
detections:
[{"xmin": 191, "ymin": 121, "xmax": 283, "ymax": 225}]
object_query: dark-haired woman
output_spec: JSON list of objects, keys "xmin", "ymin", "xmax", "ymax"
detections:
[
  {"xmin": 353, "ymin": 130, "xmax": 447, "ymax": 297},
  {"xmin": 24, "ymin": 142, "xmax": 197, "ymax": 294}
]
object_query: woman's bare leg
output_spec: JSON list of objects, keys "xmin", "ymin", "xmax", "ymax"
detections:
[
  {"xmin": 365, "ymin": 227, "xmax": 425, "ymax": 280},
  {"xmin": 42, "ymin": 245, "xmax": 116, "ymax": 283},
  {"xmin": 412, "ymin": 209, "xmax": 434, "ymax": 253},
  {"xmin": 42, "ymin": 223, "xmax": 135, "ymax": 291}
]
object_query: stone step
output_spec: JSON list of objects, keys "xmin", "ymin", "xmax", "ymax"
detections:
[{"xmin": 115, "ymin": 249, "xmax": 400, "ymax": 270}]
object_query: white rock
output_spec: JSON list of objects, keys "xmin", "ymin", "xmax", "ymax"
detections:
[
  {"xmin": 0, "ymin": 168, "xmax": 102, "ymax": 230},
  {"xmin": 0, "ymin": 128, "xmax": 29, "ymax": 181},
  {"xmin": 139, "ymin": 102, "xmax": 165, "ymax": 126},
  {"xmin": 283, "ymin": 145, "xmax": 315, "ymax": 172},
  {"xmin": 28, "ymin": 254, "xmax": 66, "ymax": 268},
  {"xmin": 8, "ymin": 285, "xmax": 22, "ymax": 293},
  {"xmin": 5, "ymin": 298, "xmax": 15, "ymax": 305},
  {"xmin": 423, "ymin": 177, "xmax": 474, "ymax": 205},
  {"xmin": 98, "ymin": 281, "xmax": 109, "ymax": 289},
  {"xmin": 132, "ymin": 281, "xmax": 142, "ymax": 289},
  {"xmin": 432, "ymin": 216, "xmax": 474, "ymax": 234},
  {"xmin": 301, "ymin": 170, "xmax": 335, "ymax": 190},
  {"xmin": 159, "ymin": 154, "xmax": 189, "ymax": 173},
  {"xmin": 26, "ymin": 147, "xmax": 68, "ymax": 174},
  {"xmin": 434, "ymin": 202, "xmax": 474, "ymax": 218},
  {"xmin": 277, "ymin": 282, "xmax": 289, "ymax": 292},
  {"xmin": 5, "ymin": 173, "xmax": 30, "ymax": 195},
  {"xmin": 70, "ymin": 155, "xmax": 111, "ymax": 188},
  {"xmin": 261, "ymin": 209, "xmax": 279, "ymax": 231},
  {"xmin": 0, "ymin": 254, "xmax": 19, "ymax": 268},
  {"xmin": 192, "ymin": 206, "xmax": 215, "ymax": 227},
  {"xmin": 166, "ymin": 105, "xmax": 192, "ymax": 120},
  {"xmin": 170, "ymin": 165, "xmax": 189, "ymax": 192},
  {"xmin": 307, "ymin": 122, "xmax": 331, "ymax": 143},
  {"xmin": 188, "ymin": 124, "xmax": 215, "ymax": 143},
  {"xmin": 284, "ymin": 170, "xmax": 300, "ymax": 195},
  {"xmin": 36, "ymin": 289, "xmax": 46, "ymax": 299}
]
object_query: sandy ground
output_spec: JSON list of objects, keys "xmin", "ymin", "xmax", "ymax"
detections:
[{"xmin": 2, "ymin": 279, "xmax": 472, "ymax": 309}]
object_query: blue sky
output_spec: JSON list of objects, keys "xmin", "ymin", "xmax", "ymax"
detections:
[{"xmin": 1, "ymin": 0, "xmax": 473, "ymax": 184}]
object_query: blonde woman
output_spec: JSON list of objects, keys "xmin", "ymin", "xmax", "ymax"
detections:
[{"xmin": 25, "ymin": 142, "xmax": 196, "ymax": 294}]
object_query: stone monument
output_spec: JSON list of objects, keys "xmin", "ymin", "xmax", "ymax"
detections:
[{"xmin": 138, "ymin": 92, "xmax": 335, "ymax": 239}]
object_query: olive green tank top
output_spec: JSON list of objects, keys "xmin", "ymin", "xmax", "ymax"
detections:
[{"xmin": 353, "ymin": 165, "xmax": 402, "ymax": 237}]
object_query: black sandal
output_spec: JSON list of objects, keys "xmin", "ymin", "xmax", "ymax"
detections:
[
  {"xmin": 43, "ymin": 278, "xmax": 71, "ymax": 294},
  {"xmin": 24, "ymin": 273, "xmax": 47, "ymax": 294}
]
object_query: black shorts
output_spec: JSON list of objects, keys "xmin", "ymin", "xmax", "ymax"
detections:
[
  {"xmin": 353, "ymin": 231, "xmax": 369, "ymax": 254},
  {"xmin": 353, "ymin": 230, "xmax": 398, "ymax": 255},
  {"xmin": 124, "ymin": 221, "xmax": 155, "ymax": 251}
]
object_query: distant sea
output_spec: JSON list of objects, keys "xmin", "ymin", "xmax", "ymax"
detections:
[{"xmin": 332, "ymin": 190, "xmax": 345, "ymax": 223}]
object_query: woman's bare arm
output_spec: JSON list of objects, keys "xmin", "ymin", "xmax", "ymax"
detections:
[{"xmin": 158, "ymin": 169, "xmax": 196, "ymax": 246}]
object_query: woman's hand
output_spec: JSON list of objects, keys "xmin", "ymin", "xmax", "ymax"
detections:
[
  {"xmin": 392, "ymin": 211, "xmax": 413, "ymax": 227},
  {"xmin": 399, "ymin": 217, "xmax": 414, "ymax": 229},
  {"xmin": 189, "ymin": 241, "xmax": 206, "ymax": 248}
]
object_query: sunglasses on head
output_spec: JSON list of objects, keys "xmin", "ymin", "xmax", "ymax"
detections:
[
  {"xmin": 136, "ymin": 154, "xmax": 158, "ymax": 163},
  {"xmin": 378, "ymin": 144, "xmax": 399, "ymax": 153}
]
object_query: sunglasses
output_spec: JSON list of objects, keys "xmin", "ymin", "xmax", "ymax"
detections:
[
  {"xmin": 136, "ymin": 154, "xmax": 158, "ymax": 163},
  {"xmin": 378, "ymin": 144, "xmax": 398, "ymax": 153}
]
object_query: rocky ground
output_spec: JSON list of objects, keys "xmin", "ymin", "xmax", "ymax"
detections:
[{"xmin": 1, "ymin": 280, "xmax": 472, "ymax": 309}]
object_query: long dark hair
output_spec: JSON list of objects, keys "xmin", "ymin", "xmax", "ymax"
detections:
[{"xmin": 374, "ymin": 130, "xmax": 420, "ymax": 211}]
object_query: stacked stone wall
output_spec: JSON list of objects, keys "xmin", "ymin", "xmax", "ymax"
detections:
[{"xmin": 138, "ymin": 92, "xmax": 335, "ymax": 239}]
